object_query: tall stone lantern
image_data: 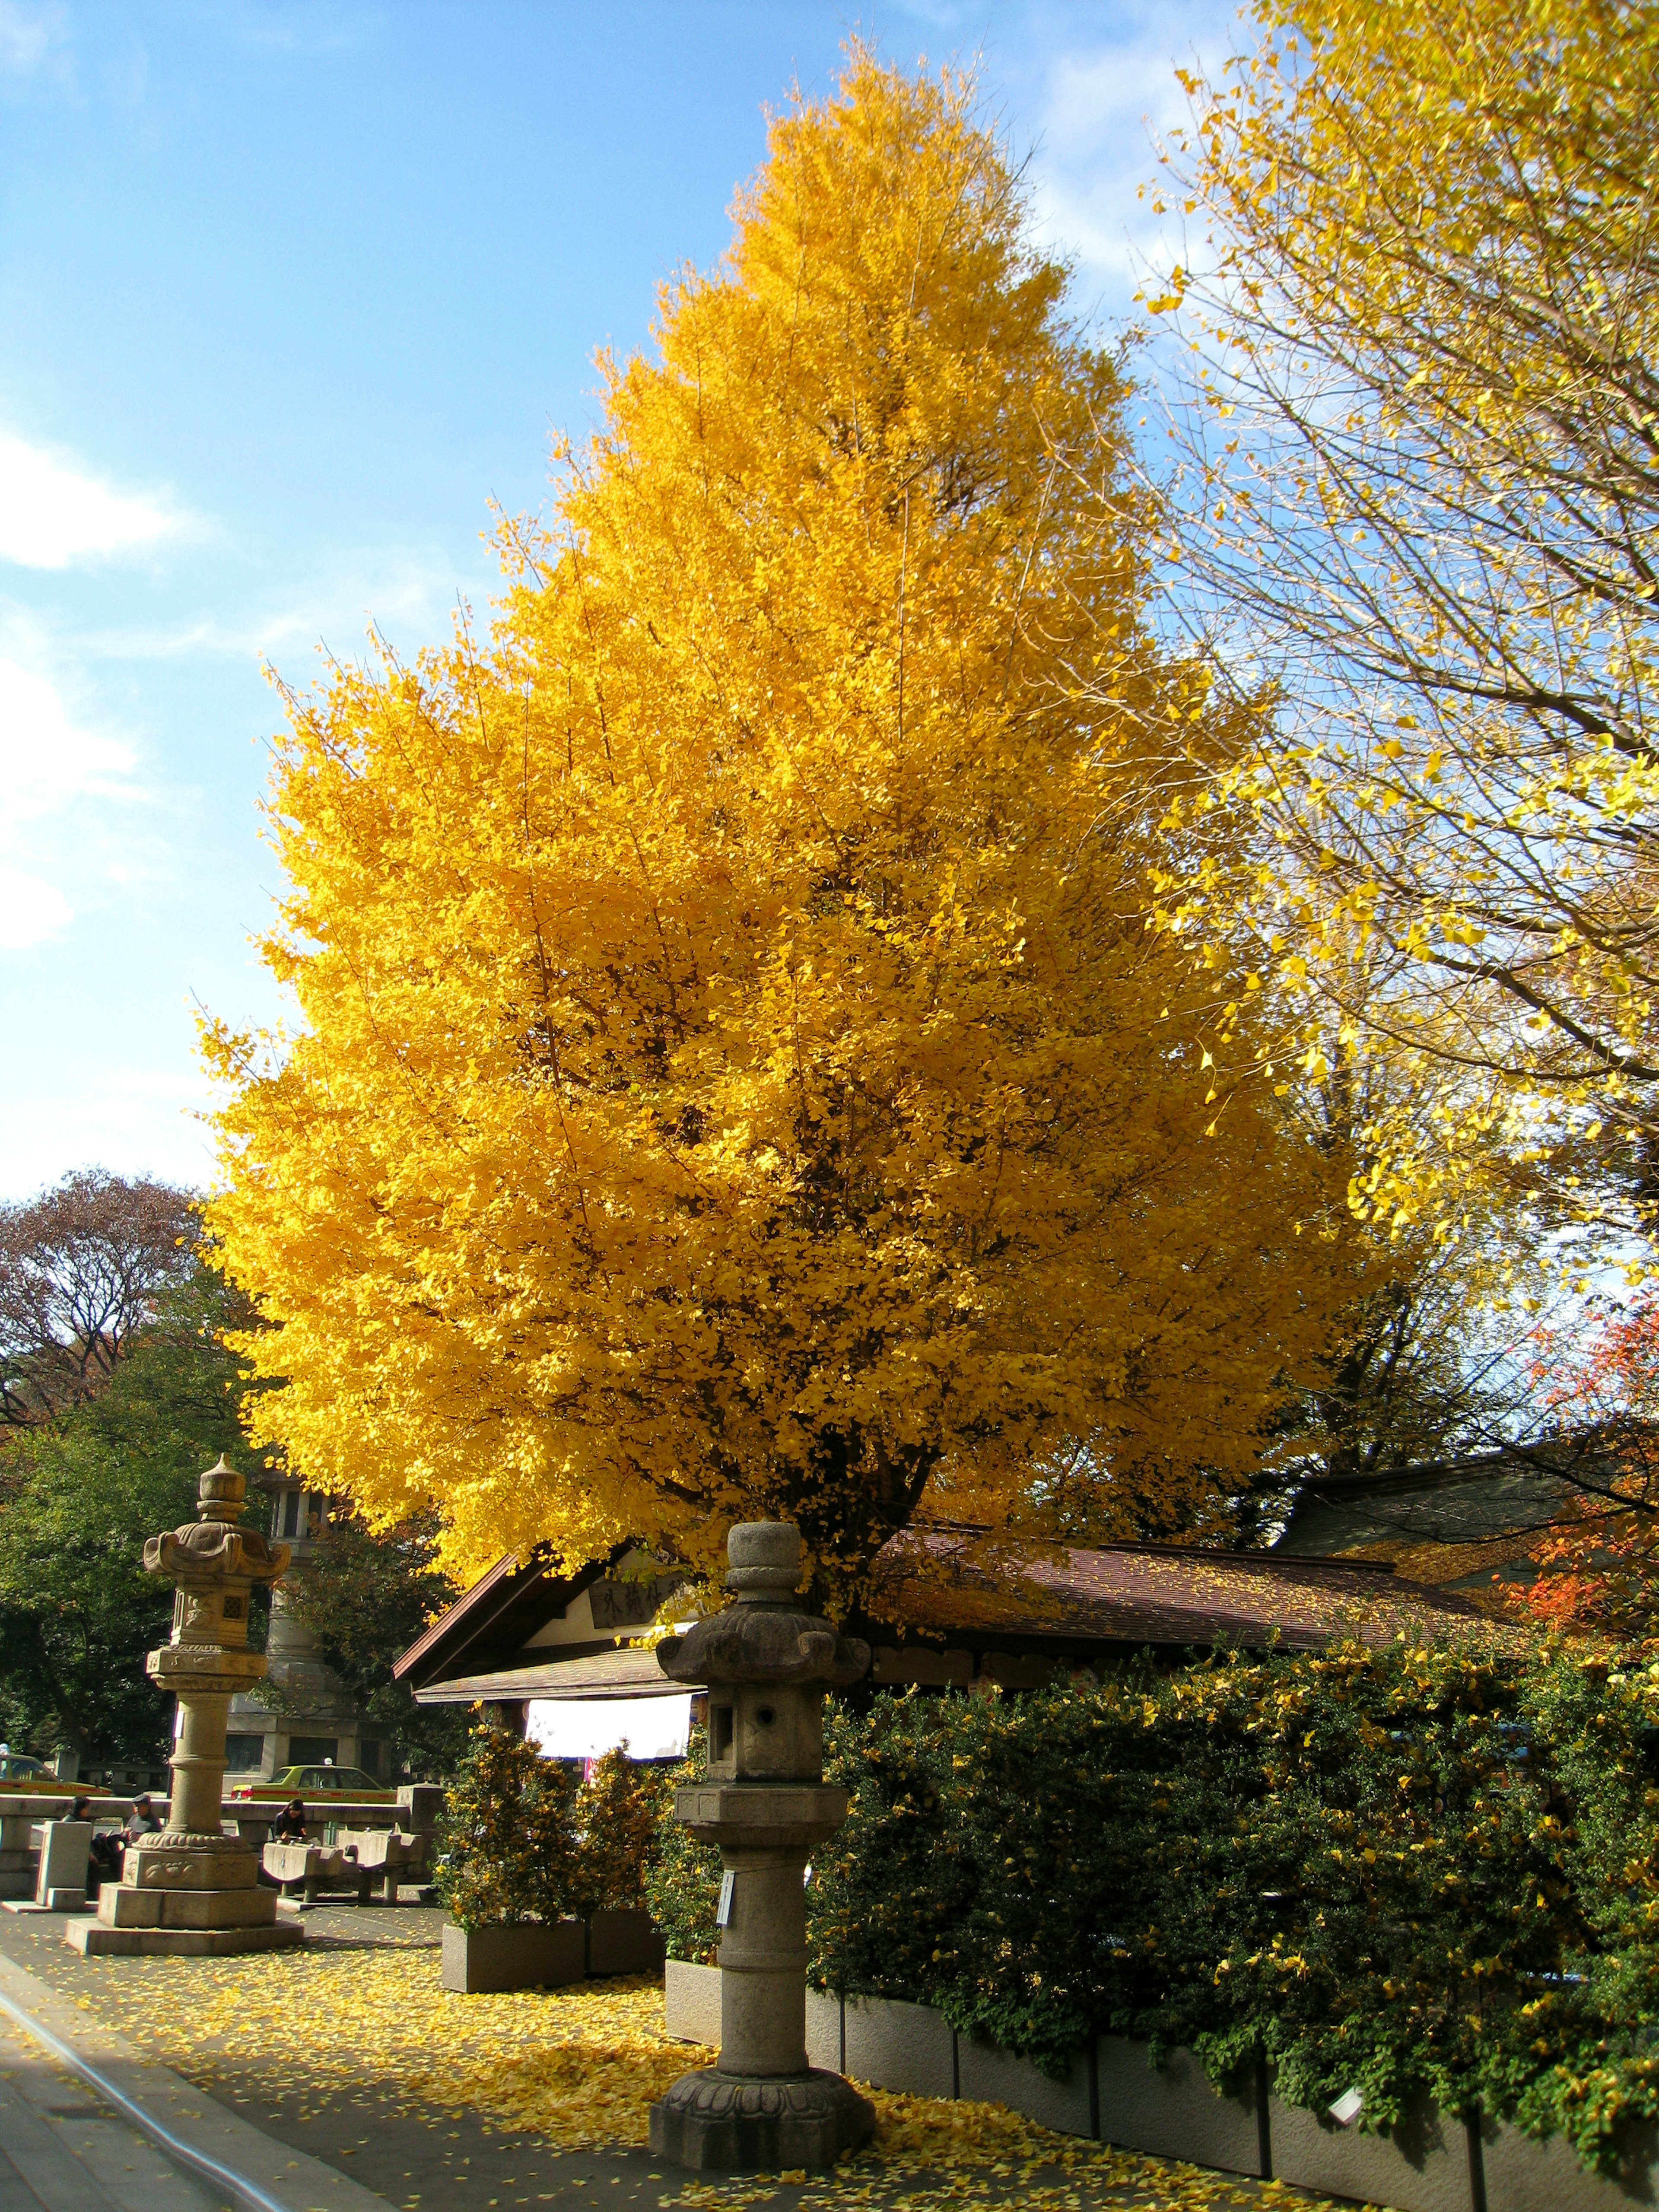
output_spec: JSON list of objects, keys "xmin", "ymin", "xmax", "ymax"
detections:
[
  {"xmin": 70, "ymin": 1456, "xmax": 305, "ymax": 1957},
  {"xmin": 649, "ymin": 1521, "xmax": 875, "ymax": 2171}
]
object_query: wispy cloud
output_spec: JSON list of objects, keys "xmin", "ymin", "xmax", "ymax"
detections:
[
  {"xmin": 74, "ymin": 541, "xmax": 490, "ymax": 667},
  {"xmin": 0, "ymin": 649, "xmax": 143, "ymax": 948},
  {"xmin": 0, "ymin": 1, "xmax": 67, "ymax": 75},
  {"xmin": 0, "ymin": 430, "xmax": 177, "ymax": 569},
  {"xmin": 0, "ymin": 1049, "xmax": 219, "ymax": 1198},
  {"xmin": 1020, "ymin": 1, "xmax": 1241, "ymax": 311}
]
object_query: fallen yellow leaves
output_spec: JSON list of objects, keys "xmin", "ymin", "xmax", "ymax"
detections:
[{"xmin": 62, "ymin": 1953, "xmax": 1369, "ymax": 2212}]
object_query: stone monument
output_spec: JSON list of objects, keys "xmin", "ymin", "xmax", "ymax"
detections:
[
  {"xmin": 649, "ymin": 1521, "xmax": 874, "ymax": 2171},
  {"xmin": 68, "ymin": 1456, "xmax": 304, "ymax": 1956}
]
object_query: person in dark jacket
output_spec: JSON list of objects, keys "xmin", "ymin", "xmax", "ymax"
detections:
[
  {"xmin": 124, "ymin": 1793, "xmax": 162, "ymax": 1843},
  {"xmin": 272, "ymin": 1796, "xmax": 308, "ymax": 1843}
]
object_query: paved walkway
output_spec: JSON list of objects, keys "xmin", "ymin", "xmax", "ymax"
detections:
[
  {"xmin": 0, "ymin": 2008, "xmax": 226, "ymax": 2212},
  {"xmin": 0, "ymin": 1906, "xmax": 1340, "ymax": 2212},
  {"xmin": 0, "ymin": 1938, "xmax": 394, "ymax": 2212}
]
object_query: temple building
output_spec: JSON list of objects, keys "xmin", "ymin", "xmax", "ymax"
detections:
[{"xmin": 392, "ymin": 1526, "xmax": 1501, "ymax": 1760}]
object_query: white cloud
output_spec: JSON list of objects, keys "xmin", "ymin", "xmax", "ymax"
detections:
[
  {"xmin": 0, "ymin": 431, "xmax": 175, "ymax": 569},
  {"xmin": 1021, "ymin": 2, "xmax": 1241, "ymax": 308},
  {"xmin": 0, "ymin": 865, "xmax": 70, "ymax": 949},
  {"xmin": 0, "ymin": 1050, "xmax": 219, "ymax": 1198},
  {"xmin": 0, "ymin": 652, "xmax": 141, "ymax": 946},
  {"xmin": 0, "ymin": 2, "xmax": 70, "ymax": 83}
]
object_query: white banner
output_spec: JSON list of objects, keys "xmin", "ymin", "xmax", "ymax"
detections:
[{"xmin": 525, "ymin": 1693, "xmax": 693, "ymax": 1762}]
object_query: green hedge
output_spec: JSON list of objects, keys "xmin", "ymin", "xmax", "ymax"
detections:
[{"xmin": 646, "ymin": 1640, "xmax": 1659, "ymax": 2172}]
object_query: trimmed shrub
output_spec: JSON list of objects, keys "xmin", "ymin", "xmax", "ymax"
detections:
[
  {"xmin": 644, "ymin": 1737, "xmax": 720, "ymax": 1963},
  {"xmin": 438, "ymin": 1725, "xmax": 582, "ymax": 1930},
  {"xmin": 574, "ymin": 1747, "xmax": 671, "ymax": 1914},
  {"xmin": 439, "ymin": 1728, "xmax": 669, "ymax": 1932}
]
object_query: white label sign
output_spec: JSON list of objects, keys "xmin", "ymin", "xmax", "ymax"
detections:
[{"xmin": 716, "ymin": 1870, "xmax": 736, "ymax": 1927}]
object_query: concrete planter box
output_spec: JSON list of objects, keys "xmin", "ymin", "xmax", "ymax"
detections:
[
  {"xmin": 957, "ymin": 2037, "xmax": 1094, "ymax": 2138},
  {"xmin": 844, "ymin": 1992, "xmax": 954, "ymax": 2100},
  {"xmin": 1270, "ymin": 2090, "xmax": 1468, "ymax": 2212},
  {"xmin": 805, "ymin": 1985, "xmax": 842, "ymax": 2071},
  {"xmin": 654, "ymin": 1973, "xmax": 1659, "ymax": 2212},
  {"xmin": 664, "ymin": 1957, "xmax": 723, "ymax": 2044},
  {"xmin": 585, "ymin": 1908, "xmax": 665, "ymax": 1977},
  {"xmin": 1096, "ymin": 2037, "xmax": 1263, "ymax": 2176},
  {"xmin": 1480, "ymin": 2115, "xmax": 1659, "ymax": 2211},
  {"xmin": 441, "ymin": 1918, "xmax": 584, "ymax": 1994}
]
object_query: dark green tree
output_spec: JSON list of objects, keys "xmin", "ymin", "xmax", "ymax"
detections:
[{"xmin": 0, "ymin": 1264, "xmax": 248, "ymax": 1763}]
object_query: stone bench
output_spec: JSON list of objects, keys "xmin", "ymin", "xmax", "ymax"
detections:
[
  {"xmin": 261, "ymin": 1842, "xmax": 370, "ymax": 1904},
  {"xmin": 334, "ymin": 1827, "xmax": 429, "ymax": 1902}
]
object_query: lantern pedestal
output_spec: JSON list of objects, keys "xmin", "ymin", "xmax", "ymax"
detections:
[
  {"xmin": 648, "ymin": 1522, "xmax": 874, "ymax": 2171},
  {"xmin": 67, "ymin": 1456, "xmax": 303, "ymax": 1959}
]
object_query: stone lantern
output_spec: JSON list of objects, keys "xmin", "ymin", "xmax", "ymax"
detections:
[
  {"xmin": 70, "ymin": 1456, "xmax": 304, "ymax": 1957},
  {"xmin": 649, "ymin": 1521, "xmax": 875, "ymax": 2171}
]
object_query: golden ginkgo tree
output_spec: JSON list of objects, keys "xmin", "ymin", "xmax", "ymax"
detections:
[{"xmin": 205, "ymin": 55, "xmax": 1354, "ymax": 1607}]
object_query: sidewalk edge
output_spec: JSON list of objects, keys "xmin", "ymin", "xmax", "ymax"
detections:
[{"xmin": 0, "ymin": 1948, "xmax": 393, "ymax": 2212}]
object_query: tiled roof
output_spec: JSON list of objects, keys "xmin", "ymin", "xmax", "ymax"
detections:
[{"xmin": 861, "ymin": 1531, "xmax": 1495, "ymax": 1653}]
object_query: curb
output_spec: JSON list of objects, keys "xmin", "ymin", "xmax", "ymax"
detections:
[{"xmin": 0, "ymin": 1950, "xmax": 393, "ymax": 2212}]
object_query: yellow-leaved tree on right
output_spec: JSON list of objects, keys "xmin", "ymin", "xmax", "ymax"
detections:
[{"xmin": 205, "ymin": 53, "xmax": 1356, "ymax": 1612}]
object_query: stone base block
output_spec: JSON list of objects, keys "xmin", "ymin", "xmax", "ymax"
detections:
[
  {"xmin": 64, "ymin": 1916, "xmax": 304, "ymax": 1957},
  {"xmin": 127, "ymin": 1842, "xmax": 260, "ymax": 1890},
  {"xmin": 649, "ymin": 2067, "xmax": 874, "ymax": 2171},
  {"xmin": 98, "ymin": 1885, "xmax": 164, "ymax": 1928},
  {"xmin": 168, "ymin": 1886, "xmax": 280, "ymax": 1931}
]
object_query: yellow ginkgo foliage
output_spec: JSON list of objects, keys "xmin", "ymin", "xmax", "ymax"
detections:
[{"xmin": 205, "ymin": 54, "xmax": 1351, "ymax": 1607}]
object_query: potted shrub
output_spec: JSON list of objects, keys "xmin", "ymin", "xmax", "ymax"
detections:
[
  {"xmin": 574, "ymin": 1747, "xmax": 669, "ymax": 1976},
  {"xmin": 438, "ymin": 1730, "xmax": 670, "ymax": 1993},
  {"xmin": 438, "ymin": 1727, "xmax": 584, "ymax": 1993}
]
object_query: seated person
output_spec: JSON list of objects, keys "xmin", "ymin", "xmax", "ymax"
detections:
[
  {"xmin": 73, "ymin": 1796, "xmax": 124, "ymax": 1891},
  {"xmin": 124, "ymin": 1793, "xmax": 162, "ymax": 1843},
  {"xmin": 272, "ymin": 1796, "xmax": 308, "ymax": 1844}
]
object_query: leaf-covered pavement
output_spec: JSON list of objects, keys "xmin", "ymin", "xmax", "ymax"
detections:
[{"xmin": 0, "ymin": 1916, "xmax": 1371, "ymax": 2212}]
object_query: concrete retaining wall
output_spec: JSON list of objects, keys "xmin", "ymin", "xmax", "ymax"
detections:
[{"xmin": 661, "ymin": 1960, "xmax": 1659, "ymax": 2211}]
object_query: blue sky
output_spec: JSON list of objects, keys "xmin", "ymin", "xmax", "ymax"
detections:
[{"xmin": 0, "ymin": 0, "xmax": 1233, "ymax": 1201}]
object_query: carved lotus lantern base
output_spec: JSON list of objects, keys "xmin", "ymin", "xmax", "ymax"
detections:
[
  {"xmin": 648, "ymin": 1522, "xmax": 875, "ymax": 2171},
  {"xmin": 68, "ymin": 1456, "xmax": 305, "ymax": 1959},
  {"xmin": 651, "ymin": 2066, "xmax": 875, "ymax": 2171}
]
